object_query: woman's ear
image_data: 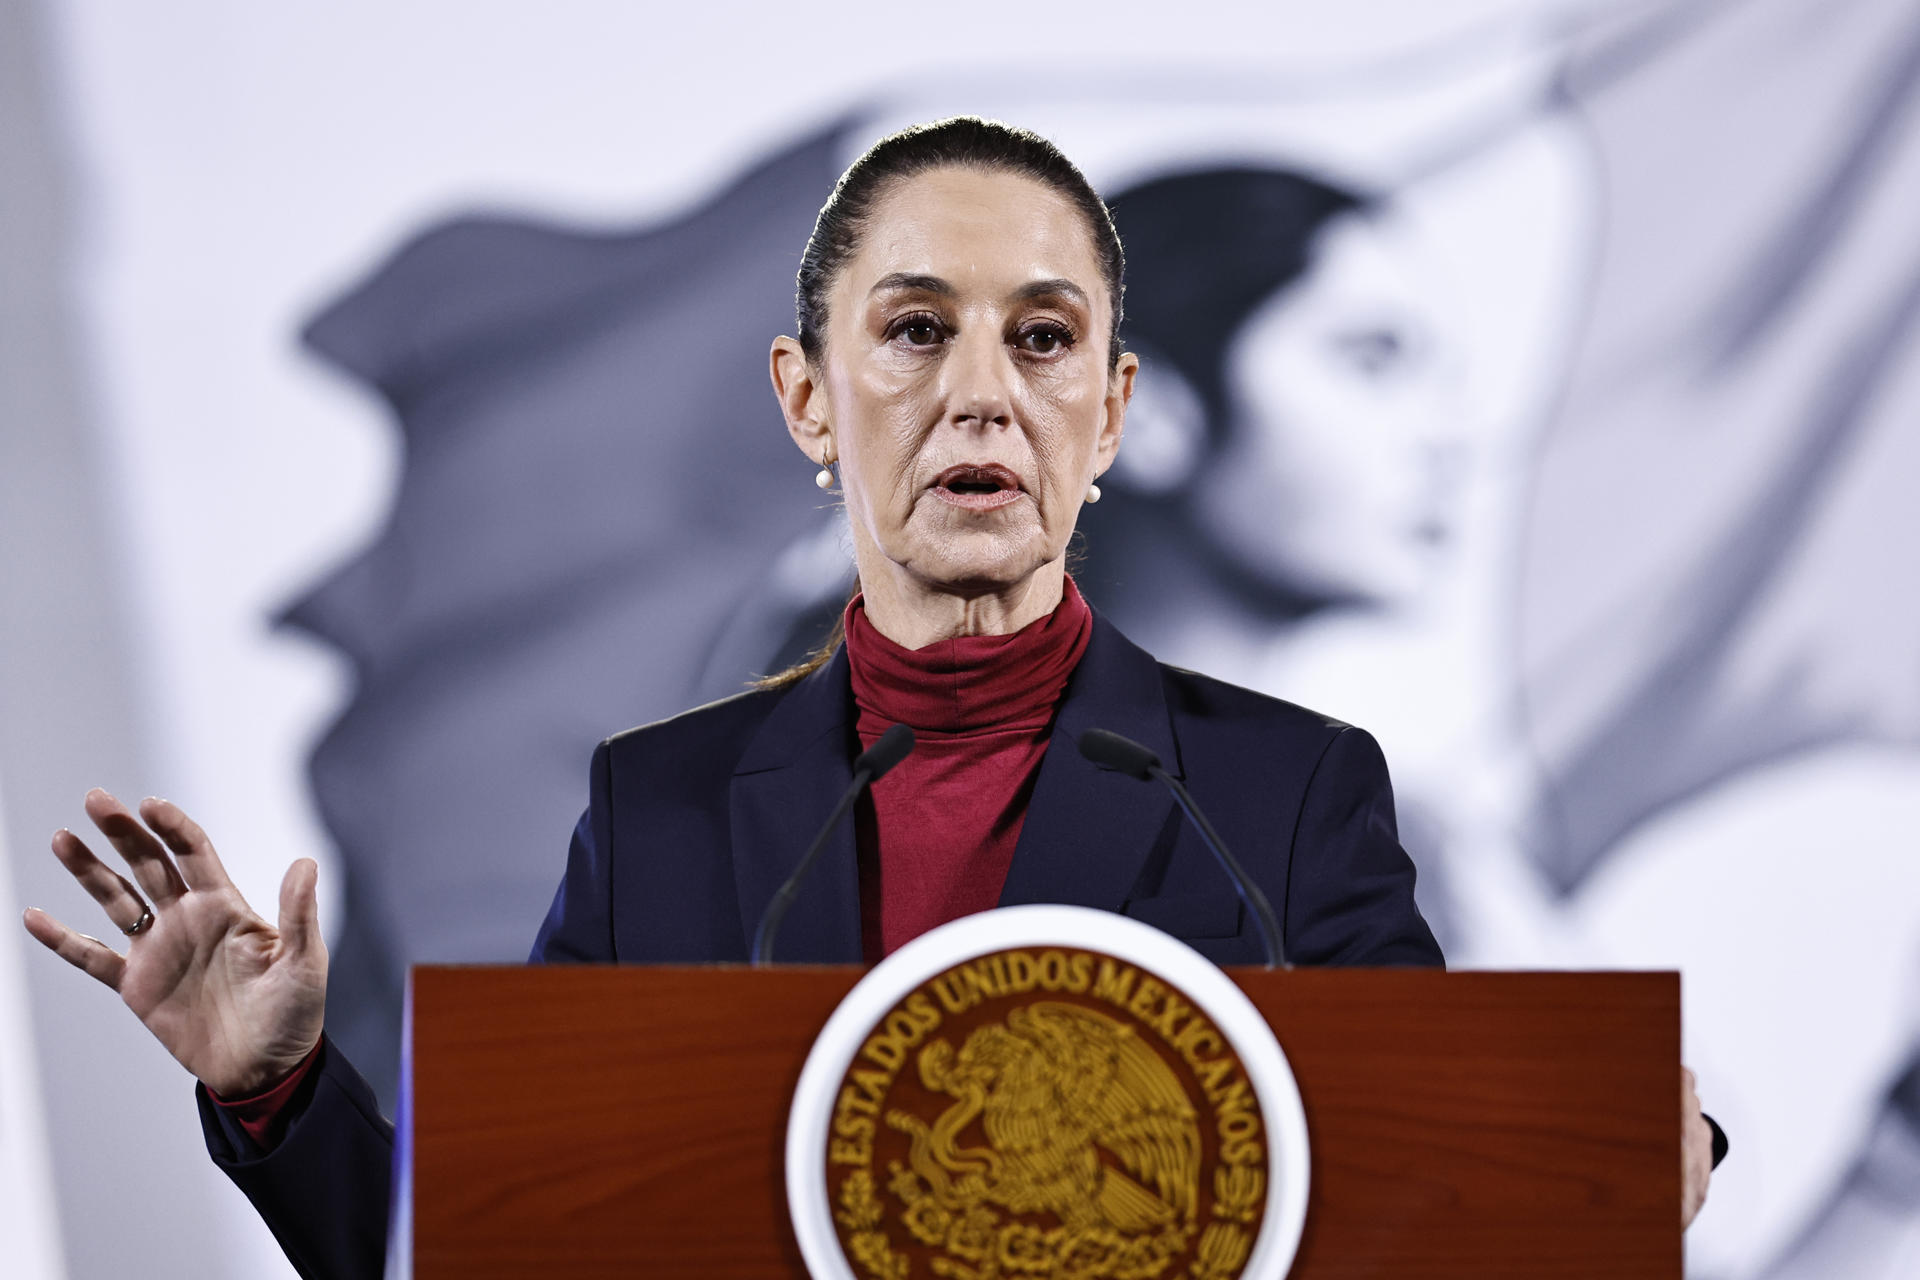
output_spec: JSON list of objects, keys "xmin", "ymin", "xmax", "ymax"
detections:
[
  {"xmin": 1095, "ymin": 350, "xmax": 1140, "ymax": 478},
  {"xmin": 770, "ymin": 336, "xmax": 831, "ymax": 462}
]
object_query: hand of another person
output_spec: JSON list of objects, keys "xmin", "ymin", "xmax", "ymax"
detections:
[
  {"xmin": 1681, "ymin": 1065, "xmax": 1714, "ymax": 1228},
  {"xmin": 20, "ymin": 789, "xmax": 327, "ymax": 1097}
]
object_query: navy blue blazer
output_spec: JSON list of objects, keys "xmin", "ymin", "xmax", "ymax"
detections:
[{"xmin": 200, "ymin": 611, "xmax": 1441, "ymax": 1277}]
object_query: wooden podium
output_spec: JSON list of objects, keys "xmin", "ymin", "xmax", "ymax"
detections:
[{"xmin": 401, "ymin": 967, "xmax": 1679, "ymax": 1278}]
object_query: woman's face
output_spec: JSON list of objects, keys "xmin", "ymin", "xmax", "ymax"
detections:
[
  {"xmin": 795, "ymin": 166, "xmax": 1131, "ymax": 598},
  {"xmin": 1191, "ymin": 210, "xmax": 1464, "ymax": 608}
]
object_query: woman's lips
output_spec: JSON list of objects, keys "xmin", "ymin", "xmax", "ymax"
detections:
[
  {"xmin": 931, "ymin": 463, "xmax": 1025, "ymax": 512},
  {"xmin": 933, "ymin": 486, "xmax": 1025, "ymax": 511}
]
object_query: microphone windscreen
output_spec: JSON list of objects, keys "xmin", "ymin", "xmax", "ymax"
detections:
[
  {"xmin": 1078, "ymin": 728, "xmax": 1160, "ymax": 780},
  {"xmin": 857, "ymin": 723, "xmax": 915, "ymax": 781}
]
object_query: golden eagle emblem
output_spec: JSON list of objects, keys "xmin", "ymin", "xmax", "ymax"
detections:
[
  {"xmin": 826, "ymin": 949, "xmax": 1267, "ymax": 1280},
  {"xmin": 893, "ymin": 1002, "xmax": 1202, "ymax": 1242}
]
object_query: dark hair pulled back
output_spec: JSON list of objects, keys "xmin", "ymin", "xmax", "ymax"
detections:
[{"xmin": 795, "ymin": 116, "xmax": 1126, "ymax": 368}]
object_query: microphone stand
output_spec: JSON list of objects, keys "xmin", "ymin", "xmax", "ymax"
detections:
[
  {"xmin": 1079, "ymin": 728, "xmax": 1287, "ymax": 968},
  {"xmin": 751, "ymin": 723, "xmax": 913, "ymax": 966}
]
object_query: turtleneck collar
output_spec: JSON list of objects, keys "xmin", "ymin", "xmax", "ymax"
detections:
[{"xmin": 844, "ymin": 576, "xmax": 1094, "ymax": 737}]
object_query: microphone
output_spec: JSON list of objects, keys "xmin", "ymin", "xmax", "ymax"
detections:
[
  {"xmin": 751, "ymin": 723, "xmax": 914, "ymax": 966},
  {"xmin": 1078, "ymin": 728, "xmax": 1286, "ymax": 968}
]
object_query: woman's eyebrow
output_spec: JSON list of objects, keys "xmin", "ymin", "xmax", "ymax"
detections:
[
  {"xmin": 1009, "ymin": 278, "xmax": 1089, "ymax": 309},
  {"xmin": 869, "ymin": 272, "xmax": 954, "ymax": 298},
  {"xmin": 866, "ymin": 274, "xmax": 1089, "ymax": 309}
]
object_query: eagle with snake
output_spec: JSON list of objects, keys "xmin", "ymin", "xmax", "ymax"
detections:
[{"xmin": 887, "ymin": 1001, "xmax": 1204, "ymax": 1242}]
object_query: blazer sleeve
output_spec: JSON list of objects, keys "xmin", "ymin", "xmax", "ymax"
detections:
[
  {"xmin": 530, "ymin": 737, "xmax": 617, "ymax": 962},
  {"xmin": 1283, "ymin": 725, "xmax": 1444, "ymax": 967},
  {"xmin": 196, "ymin": 1035, "xmax": 393, "ymax": 1280}
]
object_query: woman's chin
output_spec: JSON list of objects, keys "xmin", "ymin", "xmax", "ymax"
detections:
[{"xmin": 894, "ymin": 527, "xmax": 1061, "ymax": 596}]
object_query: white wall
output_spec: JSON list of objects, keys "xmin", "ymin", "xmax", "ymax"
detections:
[{"xmin": 0, "ymin": 802, "xmax": 64, "ymax": 1280}]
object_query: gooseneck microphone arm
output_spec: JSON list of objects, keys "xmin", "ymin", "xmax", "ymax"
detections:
[
  {"xmin": 1077, "ymin": 728, "xmax": 1287, "ymax": 969},
  {"xmin": 751, "ymin": 723, "xmax": 914, "ymax": 966}
]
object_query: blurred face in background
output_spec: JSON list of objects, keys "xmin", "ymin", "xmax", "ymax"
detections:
[{"xmin": 1190, "ymin": 210, "xmax": 1464, "ymax": 608}]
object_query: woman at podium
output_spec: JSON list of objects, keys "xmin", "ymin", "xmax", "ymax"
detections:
[{"xmin": 19, "ymin": 116, "xmax": 1712, "ymax": 1277}]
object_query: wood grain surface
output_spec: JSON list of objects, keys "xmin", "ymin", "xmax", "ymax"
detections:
[{"xmin": 406, "ymin": 966, "xmax": 1678, "ymax": 1278}]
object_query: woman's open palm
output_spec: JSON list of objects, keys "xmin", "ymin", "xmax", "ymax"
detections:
[{"xmin": 20, "ymin": 789, "xmax": 327, "ymax": 1098}]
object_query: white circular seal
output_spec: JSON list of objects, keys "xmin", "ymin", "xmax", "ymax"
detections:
[{"xmin": 787, "ymin": 903, "xmax": 1310, "ymax": 1279}]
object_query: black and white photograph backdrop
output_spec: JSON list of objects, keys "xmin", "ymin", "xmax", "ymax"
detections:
[{"xmin": 2, "ymin": 1, "xmax": 1917, "ymax": 1276}]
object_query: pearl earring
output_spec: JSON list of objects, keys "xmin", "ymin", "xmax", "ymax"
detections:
[
  {"xmin": 1085, "ymin": 481, "xmax": 1102, "ymax": 504},
  {"xmin": 815, "ymin": 453, "xmax": 835, "ymax": 490}
]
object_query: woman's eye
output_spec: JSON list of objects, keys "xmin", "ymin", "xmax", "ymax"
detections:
[
  {"xmin": 1017, "ymin": 324, "xmax": 1073, "ymax": 355},
  {"xmin": 891, "ymin": 315, "xmax": 945, "ymax": 347}
]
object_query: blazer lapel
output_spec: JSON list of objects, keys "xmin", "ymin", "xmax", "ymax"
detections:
[
  {"xmin": 729, "ymin": 649, "xmax": 866, "ymax": 963},
  {"xmin": 998, "ymin": 611, "xmax": 1180, "ymax": 913}
]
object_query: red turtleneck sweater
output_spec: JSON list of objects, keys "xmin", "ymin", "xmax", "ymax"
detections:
[{"xmin": 845, "ymin": 576, "xmax": 1093, "ymax": 959}]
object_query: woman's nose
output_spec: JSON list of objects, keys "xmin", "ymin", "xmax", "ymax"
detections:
[{"xmin": 941, "ymin": 331, "xmax": 1014, "ymax": 431}]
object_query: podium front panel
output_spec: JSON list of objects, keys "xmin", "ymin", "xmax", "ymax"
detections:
[{"xmin": 404, "ymin": 967, "xmax": 1677, "ymax": 1278}]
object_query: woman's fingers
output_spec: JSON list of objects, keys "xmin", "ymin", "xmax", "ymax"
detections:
[
  {"xmin": 83, "ymin": 789, "xmax": 188, "ymax": 906},
  {"xmin": 139, "ymin": 797, "xmax": 234, "ymax": 894},
  {"xmin": 49, "ymin": 826, "xmax": 152, "ymax": 935},
  {"xmin": 21, "ymin": 907, "xmax": 127, "ymax": 991},
  {"xmin": 1680, "ymin": 1065, "xmax": 1713, "ymax": 1228},
  {"xmin": 276, "ymin": 858, "xmax": 322, "ymax": 961}
]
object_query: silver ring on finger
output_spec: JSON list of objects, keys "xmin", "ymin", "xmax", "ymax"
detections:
[{"xmin": 122, "ymin": 906, "xmax": 154, "ymax": 937}]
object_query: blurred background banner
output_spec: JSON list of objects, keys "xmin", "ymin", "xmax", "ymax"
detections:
[
  {"xmin": 0, "ymin": 808, "xmax": 64, "ymax": 1279},
  {"xmin": 3, "ymin": 1, "xmax": 1917, "ymax": 1277}
]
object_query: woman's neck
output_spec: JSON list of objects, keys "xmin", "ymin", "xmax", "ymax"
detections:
[{"xmin": 853, "ymin": 554, "xmax": 1067, "ymax": 650}]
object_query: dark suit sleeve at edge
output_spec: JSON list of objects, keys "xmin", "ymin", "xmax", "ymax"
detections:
[
  {"xmin": 1283, "ymin": 725, "xmax": 1444, "ymax": 968},
  {"xmin": 530, "ymin": 737, "xmax": 616, "ymax": 963},
  {"xmin": 197, "ymin": 1035, "xmax": 392, "ymax": 1279}
]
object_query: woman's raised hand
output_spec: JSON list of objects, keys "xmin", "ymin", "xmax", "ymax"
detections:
[{"xmin": 20, "ymin": 789, "xmax": 327, "ymax": 1097}]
